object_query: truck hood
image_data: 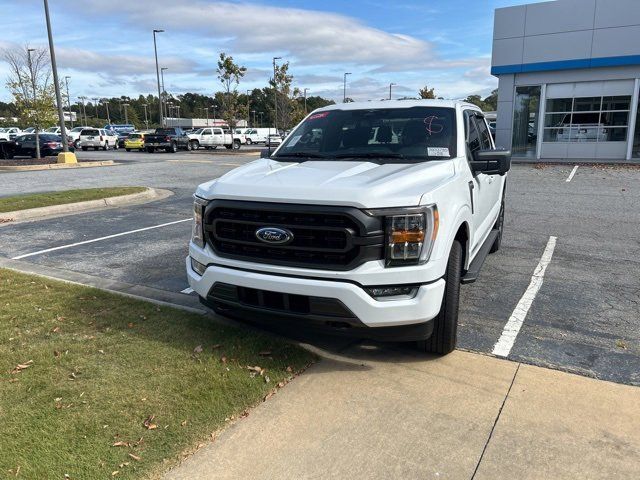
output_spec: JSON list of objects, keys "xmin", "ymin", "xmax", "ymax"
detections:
[{"xmin": 196, "ymin": 159, "xmax": 456, "ymax": 208}]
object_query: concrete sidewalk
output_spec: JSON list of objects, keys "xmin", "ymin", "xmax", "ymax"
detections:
[{"xmin": 165, "ymin": 346, "xmax": 639, "ymax": 480}]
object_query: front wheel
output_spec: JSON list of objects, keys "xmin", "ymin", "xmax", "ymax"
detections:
[
  {"xmin": 191, "ymin": 140, "xmax": 199, "ymax": 150},
  {"xmin": 245, "ymin": 138, "xmax": 252, "ymax": 145},
  {"xmin": 125, "ymin": 148, "xmax": 131, "ymax": 152},
  {"xmin": 417, "ymin": 240, "xmax": 463, "ymax": 355},
  {"xmin": 233, "ymin": 140, "xmax": 241, "ymax": 150}
]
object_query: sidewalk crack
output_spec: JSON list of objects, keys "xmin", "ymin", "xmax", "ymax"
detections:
[{"xmin": 470, "ymin": 362, "xmax": 521, "ymax": 480}]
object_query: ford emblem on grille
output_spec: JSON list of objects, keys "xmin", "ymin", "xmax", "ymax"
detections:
[{"xmin": 255, "ymin": 227, "xmax": 294, "ymax": 245}]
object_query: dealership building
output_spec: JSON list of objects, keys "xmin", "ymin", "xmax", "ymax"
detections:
[{"xmin": 492, "ymin": 0, "xmax": 640, "ymax": 161}]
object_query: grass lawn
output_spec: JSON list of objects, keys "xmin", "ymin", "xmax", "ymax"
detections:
[
  {"xmin": 0, "ymin": 269, "xmax": 315, "ymax": 479},
  {"xmin": 0, "ymin": 187, "xmax": 147, "ymax": 213}
]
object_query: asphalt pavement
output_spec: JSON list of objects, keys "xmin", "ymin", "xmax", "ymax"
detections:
[{"xmin": 1, "ymin": 153, "xmax": 639, "ymax": 386}]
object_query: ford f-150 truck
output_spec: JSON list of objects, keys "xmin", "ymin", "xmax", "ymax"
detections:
[
  {"xmin": 144, "ymin": 127, "xmax": 191, "ymax": 153},
  {"xmin": 186, "ymin": 100, "xmax": 510, "ymax": 354}
]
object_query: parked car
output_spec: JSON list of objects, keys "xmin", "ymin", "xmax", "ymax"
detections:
[
  {"xmin": 13, "ymin": 133, "xmax": 72, "ymax": 157},
  {"xmin": 265, "ymin": 134, "xmax": 283, "ymax": 147},
  {"xmin": 555, "ymin": 113, "xmax": 607, "ymax": 142},
  {"xmin": 22, "ymin": 127, "xmax": 36, "ymax": 134},
  {"xmin": 78, "ymin": 128, "xmax": 119, "ymax": 150},
  {"xmin": 44, "ymin": 126, "xmax": 61, "ymax": 134},
  {"xmin": 1, "ymin": 127, "xmax": 22, "ymax": 140},
  {"xmin": 186, "ymin": 100, "xmax": 510, "ymax": 355},
  {"xmin": 187, "ymin": 127, "xmax": 243, "ymax": 150},
  {"xmin": 116, "ymin": 132, "xmax": 129, "ymax": 149},
  {"xmin": 0, "ymin": 140, "xmax": 16, "ymax": 159},
  {"xmin": 124, "ymin": 132, "xmax": 146, "ymax": 151},
  {"xmin": 242, "ymin": 128, "xmax": 275, "ymax": 144},
  {"xmin": 0, "ymin": 129, "xmax": 10, "ymax": 142},
  {"xmin": 144, "ymin": 127, "xmax": 191, "ymax": 153}
]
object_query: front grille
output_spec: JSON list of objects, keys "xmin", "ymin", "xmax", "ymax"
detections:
[
  {"xmin": 209, "ymin": 283, "xmax": 356, "ymax": 319},
  {"xmin": 204, "ymin": 200, "xmax": 384, "ymax": 270}
]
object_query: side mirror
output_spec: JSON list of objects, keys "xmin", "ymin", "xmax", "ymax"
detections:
[
  {"xmin": 260, "ymin": 149, "xmax": 271, "ymax": 159},
  {"xmin": 470, "ymin": 149, "xmax": 511, "ymax": 176}
]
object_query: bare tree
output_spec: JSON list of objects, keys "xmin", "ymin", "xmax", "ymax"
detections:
[{"xmin": 3, "ymin": 45, "xmax": 56, "ymax": 159}]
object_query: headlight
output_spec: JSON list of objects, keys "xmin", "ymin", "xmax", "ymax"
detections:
[
  {"xmin": 366, "ymin": 205, "xmax": 439, "ymax": 267},
  {"xmin": 191, "ymin": 196, "xmax": 209, "ymax": 248}
]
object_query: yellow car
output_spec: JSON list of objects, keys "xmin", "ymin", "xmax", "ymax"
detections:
[{"xmin": 124, "ymin": 132, "xmax": 146, "ymax": 151}]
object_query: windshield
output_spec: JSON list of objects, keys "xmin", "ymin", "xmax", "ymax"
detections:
[
  {"xmin": 128, "ymin": 133, "xmax": 142, "ymax": 139},
  {"xmin": 70, "ymin": 127, "xmax": 84, "ymax": 132},
  {"xmin": 193, "ymin": 128, "xmax": 203, "ymax": 135},
  {"xmin": 273, "ymin": 107, "xmax": 457, "ymax": 162},
  {"xmin": 155, "ymin": 128, "xmax": 175, "ymax": 135}
]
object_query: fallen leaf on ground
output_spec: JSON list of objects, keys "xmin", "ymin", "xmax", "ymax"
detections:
[
  {"xmin": 181, "ymin": 420, "xmax": 187, "ymax": 426},
  {"xmin": 112, "ymin": 441, "xmax": 129, "ymax": 447},
  {"xmin": 51, "ymin": 326, "xmax": 60, "ymax": 333},
  {"xmin": 286, "ymin": 366, "xmax": 293, "ymax": 373},
  {"xmin": 258, "ymin": 351, "xmax": 272, "ymax": 356},
  {"xmin": 128, "ymin": 453, "xmax": 141, "ymax": 461},
  {"xmin": 247, "ymin": 365, "xmax": 264, "ymax": 375},
  {"xmin": 54, "ymin": 350, "xmax": 61, "ymax": 358},
  {"xmin": 10, "ymin": 360, "xmax": 33, "ymax": 374},
  {"xmin": 211, "ymin": 344, "xmax": 222, "ymax": 349},
  {"xmin": 193, "ymin": 345, "xmax": 203, "ymax": 354},
  {"xmin": 220, "ymin": 356, "xmax": 227, "ymax": 364},
  {"xmin": 143, "ymin": 415, "xmax": 157, "ymax": 430},
  {"xmin": 111, "ymin": 471, "xmax": 119, "ymax": 476}
]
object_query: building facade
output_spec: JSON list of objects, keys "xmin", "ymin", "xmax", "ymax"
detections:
[{"xmin": 492, "ymin": 0, "xmax": 640, "ymax": 161}]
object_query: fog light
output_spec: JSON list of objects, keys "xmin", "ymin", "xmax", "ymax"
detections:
[
  {"xmin": 191, "ymin": 257, "xmax": 207, "ymax": 276},
  {"xmin": 365, "ymin": 285, "xmax": 418, "ymax": 299}
]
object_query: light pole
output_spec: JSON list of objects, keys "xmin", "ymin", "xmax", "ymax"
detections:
[
  {"xmin": 167, "ymin": 102, "xmax": 173, "ymax": 126},
  {"xmin": 204, "ymin": 107, "xmax": 209, "ymax": 127},
  {"xmin": 251, "ymin": 110, "xmax": 256, "ymax": 127},
  {"xmin": 153, "ymin": 29, "xmax": 164, "ymax": 126},
  {"xmin": 26, "ymin": 48, "xmax": 41, "ymax": 159},
  {"xmin": 389, "ymin": 82, "xmax": 396, "ymax": 100},
  {"xmin": 175, "ymin": 104, "xmax": 180, "ymax": 126},
  {"xmin": 272, "ymin": 56, "xmax": 281, "ymax": 134},
  {"xmin": 212, "ymin": 104, "xmax": 217, "ymax": 126},
  {"xmin": 122, "ymin": 103, "xmax": 130, "ymax": 124},
  {"xmin": 258, "ymin": 111, "xmax": 264, "ymax": 127},
  {"xmin": 303, "ymin": 88, "xmax": 309, "ymax": 114},
  {"xmin": 44, "ymin": 0, "xmax": 71, "ymax": 157},
  {"xmin": 92, "ymin": 97, "xmax": 99, "ymax": 120},
  {"xmin": 64, "ymin": 76, "xmax": 73, "ymax": 128},
  {"xmin": 343, "ymin": 72, "xmax": 351, "ymax": 103},
  {"xmin": 142, "ymin": 103, "xmax": 149, "ymax": 129},
  {"xmin": 78, "ymin": 96, "xmax": 88, "ymax": 127},
  {"xmin": 160, "ymin": 67, "xmax": 168, "ymax": 126},
  {"xmin": 102, "ymin": 99, "xmax": 111, "ymax": 125},
  {"xmin": 246, "ymin": 89, "xmax": 251, "ymax": 126}
]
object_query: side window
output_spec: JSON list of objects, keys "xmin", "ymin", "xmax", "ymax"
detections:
[
  {"xmin": 474, "ymin": 116, "xmax": 492, "ymax": 150},
  {"xmin": 464, "ymin": 111, "xmax": 481, "ymax": 154}
]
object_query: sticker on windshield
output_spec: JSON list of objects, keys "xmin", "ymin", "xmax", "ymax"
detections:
[
  {"xmin": 288, "ymin": 135, "xmax": 302, "ymax": 146},
  {"xmin": 427, "ymin": 147, "xmax": 450, "ymax": 157},
  {"xmin": 308, "ymin": 112, "xmax": 330, "ymax": 120}
]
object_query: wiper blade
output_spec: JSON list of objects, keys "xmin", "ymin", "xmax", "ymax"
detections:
[
  {"xmin": 333, "ymin": 152, "xmax": 404, "ymax": 159},
  {"xmin": 273, "ymin": 152, "xmax": 328, "ymax": 159}
]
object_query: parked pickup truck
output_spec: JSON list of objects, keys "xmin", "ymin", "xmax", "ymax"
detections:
[
  {"xmin": 145, "ymin": 127, "xmax": 191, "ymax": 153},
  {"xmin": 187, "ymin": 127, "xmax": 244, "ymax": 150},
  {"xmin": 186, "ymin": 100, "xmax": 510, "ymax": 354}
]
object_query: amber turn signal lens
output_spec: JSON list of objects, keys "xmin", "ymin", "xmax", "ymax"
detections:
[{"xmin": 391, "ymin": 230, "xmax": 425, "ymax": 243}]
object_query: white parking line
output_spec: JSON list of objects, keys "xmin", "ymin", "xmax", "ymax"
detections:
[
  {"xmin": 565, "ymin": 165, "xmax": 579, "ymax": 182},
  {"xmin": 181, "ymin": 287, "xmax": 194, "ymax": 294},
  {"xmin": 492, "ymin": 236, "xmax": 558, "ymax": 357},
  {"xmin": 12, "ymin": 219, "xmax": 191, "ymax": 260}
]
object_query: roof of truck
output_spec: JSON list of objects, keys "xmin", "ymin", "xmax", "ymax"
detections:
[{"xmin": 315, "ymin": 99, "xmax": 480, "ymax": 112}]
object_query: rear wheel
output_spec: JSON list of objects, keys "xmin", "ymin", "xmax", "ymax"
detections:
[
  {"xmin": 489, "ymin": 196, "xmax": 505, "ymax": 254},
  {"xmin": 233, "ymin": 140, "xmax": 241, "ymax": 150},
  {"xmin": 125, "ymin": 148, "xmax": 131, "ymax": 152},
  {"xmin": 186, "ymin": 141, "xmax": 193, "ymax": 151},
  {"xmin": 417, "ymin": 240, "xmax": 463, "ymax": 355},
  {"xmin": 146, "ymin": 147, "xmax": 155, "ymax": 153},
  {"xmin": 170, "ymin": 142, "xmax": 178, "ymax": 153},
  {"xmin": 82, "ymin": 146, "xmax": 88, "ymax": 151},
  {"xmin": 103, "ymin": 142, "xmax": 109, "ymax": 151},
  {"xmin": 245, "ymin": 138, "xmax": 252, "ymax": 145}
]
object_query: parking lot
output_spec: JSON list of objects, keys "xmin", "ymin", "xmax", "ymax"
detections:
[{"xmin": 1, "ymin": 152, "xmax": 638, "ymax": 386}]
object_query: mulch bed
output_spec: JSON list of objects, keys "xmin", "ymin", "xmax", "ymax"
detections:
[{"xmin": 0, "ymin": 156, "xmax": 100, "ymax": 167}]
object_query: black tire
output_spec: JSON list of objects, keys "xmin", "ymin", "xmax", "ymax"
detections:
[
  {"xmin": 170, "ymin": 142, "xmax": 178, "ymax": 153},
  {"xmin": 146, "ymin": 147, "xmax": 155, "ymax": 153},
  {"xmin": 233, "ymin": 140, "xmax": 241, "ymax": 150},
  {"xmin": 489, "ymin": 197, "xmax": 505, "ymax": 254},
  {"xmin": 82, "ymin": 146, "xmax": 88, "ymax": 151},
  {"xmin": 125, "ymin": 148, "xmax": 131, "ymax": 152},
  {"xmin": 245, "ymin": 138, "xmax": 252, "ymax": 145},
  {"xmin": 225, "ymin": 145, "xmax": 232, "ymax": 150},
  {"xmin": 103, "ymin": 142, "xmax": 109, "ymax": 151},
  {"xmin": 417, "ymin": 240, "xmax": 463, "ymax": 355},
  {"xmin": 191, "ymin": 140, "xmax": 199, "ymax": 150}
]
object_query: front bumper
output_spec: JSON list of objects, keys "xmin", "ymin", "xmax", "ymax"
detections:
[{"xmin": 186, "ymin": 257, "xmax": 445, "ymax": 340}]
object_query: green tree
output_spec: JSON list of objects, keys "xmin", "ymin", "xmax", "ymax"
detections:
[
  {"xmin": 216, "ymin": 52, "xmax": 247, "ymax": 134},
  {"xmin": 418, "ymin": 85, "xmax": 436, "ymax": 99}
]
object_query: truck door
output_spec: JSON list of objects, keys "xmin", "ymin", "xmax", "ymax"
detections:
[
  {"xmin": 464, "ymin": 110, "xmax": 502, "ymax": 249},
  {"xmin": 212, "ymin": 128, "xmax": 224, "ymax": 146},
  {"xmin": 200, "ymin": 128, "xmax": 213, "ymax": 146}
]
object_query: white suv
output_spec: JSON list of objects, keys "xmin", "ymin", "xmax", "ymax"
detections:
[
  {"xmin": 78, "ymin": 128, "xmax": 119, "ymax": 150},
  {"xmin": 187, "ymin": 100, "xmax": 510, "ymax": 354}
]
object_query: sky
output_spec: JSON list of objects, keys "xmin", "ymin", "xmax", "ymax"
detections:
[{"xmin": 0, "ymin": 0, "xmax": 546, "ymax": 104}]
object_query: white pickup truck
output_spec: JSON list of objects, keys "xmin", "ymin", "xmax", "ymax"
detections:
[
  {"xmin": 187, "ymin": 100, "xmax": 510, "ymax": 354},
  {"xmin": 187, "ymin": 127, "xmax": 244, "ymax": 150}
]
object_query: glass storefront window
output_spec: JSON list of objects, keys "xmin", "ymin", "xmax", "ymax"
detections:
[
  {"xmin": 512, "ymin": 86, "xmax": 541, "ymax": 157},
  {"xmin": 543, "ymin": 95, "xmax": 630, "ymax": 143}
]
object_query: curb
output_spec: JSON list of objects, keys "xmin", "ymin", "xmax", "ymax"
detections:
[
  {"xmin": 0, "ymin": 187, "xmax": 173, "ymax": 224},
  {"xmin": 0, "ymin": 160, "xmax": 116, "ymax": 172}
]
